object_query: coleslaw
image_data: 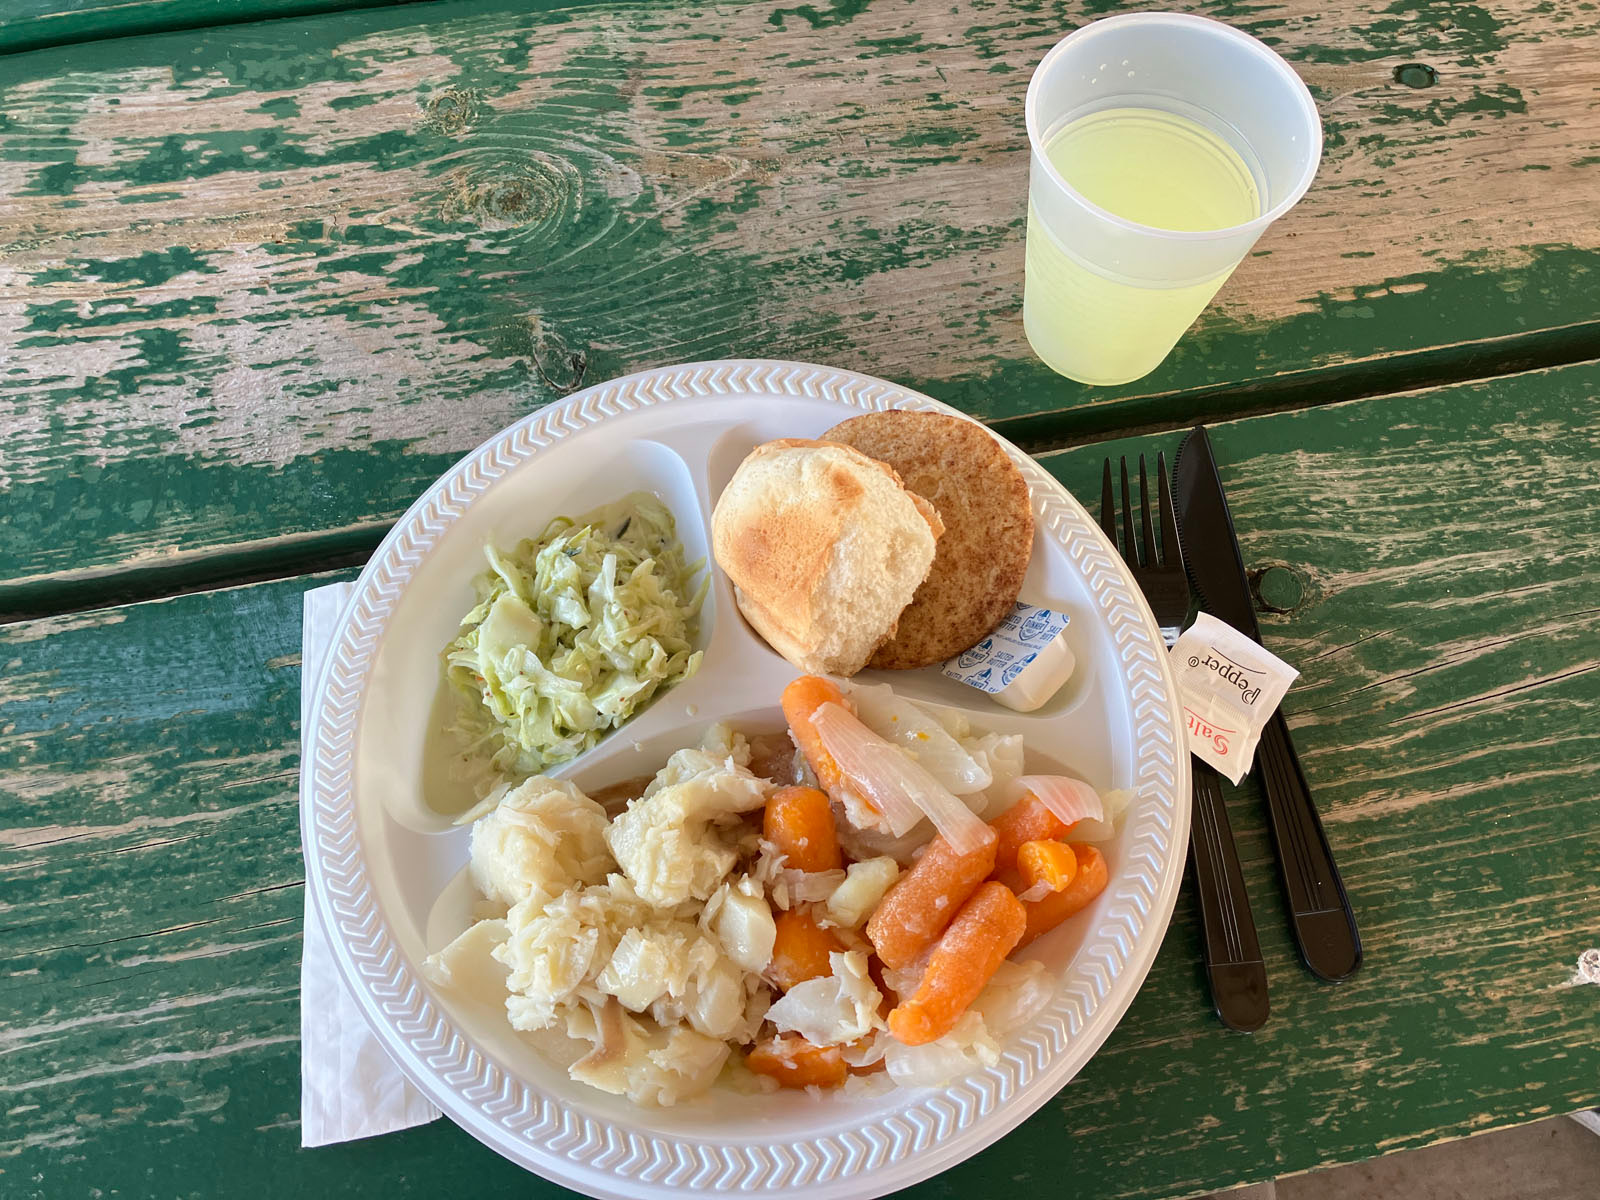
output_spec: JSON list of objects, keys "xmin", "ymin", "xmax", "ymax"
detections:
[{"xmin": 445, "ymin": 492, "xmax": 705, "ymax": 775}]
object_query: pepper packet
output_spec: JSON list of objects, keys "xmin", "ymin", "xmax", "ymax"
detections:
[{"xmin": 1170, "ymin": 612, "xmax": 1298, "ymax": 784}]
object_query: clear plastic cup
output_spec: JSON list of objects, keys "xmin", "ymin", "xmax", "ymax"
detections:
[{"xmin": 1023, "ymin": 13, "xmax": 1322, "ymax": 385}]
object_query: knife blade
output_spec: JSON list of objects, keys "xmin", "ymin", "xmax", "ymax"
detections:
[
  {"xmin": 1173, "ymin": 426, "xmax": 1363, "ymax": 983},
  {"xmin": 1171, "ymin": 428, "xmax": 1262, "ymax": 641}
]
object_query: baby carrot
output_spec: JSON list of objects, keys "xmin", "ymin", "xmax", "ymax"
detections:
[
  {"xmin": 865, "ymin": 834, "xmax": 997, "ymax": 970},
  {"xmin": 1001, "ymin": 843, "xmax": 1110, "ymax": 949},
  {"xmin": 781, "ymin": 675, "xmax": 852, "ymax": 797},
  {"xmin": 769, "ymin": 907, "xmax": 846, "ymax": 991},
  {"xmin": 764, "ymin": 784, "xmax": 842, "ymax": 873},
  {"xmin": 990, "ymin": 794, "xmax": 1073, "ymax": 875},
  {"xmin": 746, "ymin": 1035, "xmax": 848, "ymax": 1089},
  {"xmin": 1016, "ymin": 840, "xmax": 1077, "ymax": 892},
  {"xmin": 887, "ymin": 882, "xmax": 1026, "ymax": 1046}
]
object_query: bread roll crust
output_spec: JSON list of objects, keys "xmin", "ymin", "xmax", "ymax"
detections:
[{"xmin": 711, "ymin": 439, "xmax": 942, "ymax": 675}]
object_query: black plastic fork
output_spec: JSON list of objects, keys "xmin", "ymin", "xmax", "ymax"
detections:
[
  {"xmin": 1100, "ymin": 454, "xmax": 1189, "ymax": 645},
  {"xmin": 1100, "ymin": 454, "xmax": 1270, "ymax": 1033}
]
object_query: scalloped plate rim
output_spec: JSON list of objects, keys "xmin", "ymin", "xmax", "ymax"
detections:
[{"xmin": 301, "ymin": 358, "xmax": 1190, "ymax": 1199}]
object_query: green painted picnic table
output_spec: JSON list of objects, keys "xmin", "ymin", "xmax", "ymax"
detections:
[{"xmin": 2, "ymin": 0, "xmax": 1597, "ymax": 1197}]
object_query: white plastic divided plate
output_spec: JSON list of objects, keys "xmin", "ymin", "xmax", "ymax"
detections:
[{"xmin": 302, "ymin": 360, "xmax": 1190, "ymax": 1199}]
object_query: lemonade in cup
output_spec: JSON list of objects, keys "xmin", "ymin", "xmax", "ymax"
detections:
[{"xmin": 1023, "ymin": 13, "xmax": 1323, "ymax": 386}]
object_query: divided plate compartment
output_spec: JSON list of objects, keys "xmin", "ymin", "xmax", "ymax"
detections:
[{"xmin": 302, "ymin": 360, "xmax": 1189, "ymax": 1200}]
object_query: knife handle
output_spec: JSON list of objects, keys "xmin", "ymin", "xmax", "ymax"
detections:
[
  {"xmin": 1189, "ymin": 759, "xmax": 1269, "ymax": 1032},
  {"xmin": 1254, "ymin": 710, "xmax": 1363, "ymax": 981}
]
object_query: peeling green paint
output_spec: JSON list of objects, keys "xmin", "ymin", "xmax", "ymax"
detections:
[
  {"xmin": 1298, "ymin": 0, "xmax": 1509, "ymax": 64},
  {"xmin": 3, "ymin": 367, "xmax": 1598, "ymax": 1196},
  {"xmin": 30, "ymin": 246, "xmax": 218, "ymax": 288},
  {"xmin": 914, "ymin": 242, "xmax": 1600, "ymax": 410},
  {"xmin": 2, "ymin": 0, "xmax": 1598, "ymax": 597},
  {"xmin": 768, "ymin": 0, "xmax": 874, "ymax": 32}
]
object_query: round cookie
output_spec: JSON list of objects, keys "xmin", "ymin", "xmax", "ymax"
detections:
[{"xmin": 822, "ymin": 410, "xmax": 1033, "ymax": 670}]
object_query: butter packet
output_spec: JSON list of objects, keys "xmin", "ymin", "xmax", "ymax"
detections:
[
  {"xmin": 1171, "ymin": 612, "xmax": 1299, "ymax": 784},
  {"xmin": 942, "ymin": 601, "xmax": 1074, "ymax": 712}
]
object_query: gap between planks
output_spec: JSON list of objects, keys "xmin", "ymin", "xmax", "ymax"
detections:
[
  {"xmin": 0, "ymin": 0, "xmax": 437, "ymax": 58},
  {"xmin": 3, "ymin": 336, "xmax": 1597, "ymax": 627},
  {"xmin": 0, "ymin": 531, "xmax": 376, "ymax": 626},
  {"xmin": 999, "ymin": 318, "xmax": 1600, "ymax": 453}
]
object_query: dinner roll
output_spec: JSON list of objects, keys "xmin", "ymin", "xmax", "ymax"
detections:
[{"xmin": 712, "ymin": 439, "xmax": 944, "ymax": 675}]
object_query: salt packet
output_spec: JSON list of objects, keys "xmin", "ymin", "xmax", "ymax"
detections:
[
  {"xmin": 942, "ymin": 601, "xmax": 1075, "ymax": 712},
  {"xmin": 1170, "ymin": 612, "xmax": 1298, "ymax": 784}
]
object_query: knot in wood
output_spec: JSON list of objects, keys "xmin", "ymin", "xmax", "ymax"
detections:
[{"xmin": 1251, "ymin": 564, "xmax": 1308, "ymax": 614}]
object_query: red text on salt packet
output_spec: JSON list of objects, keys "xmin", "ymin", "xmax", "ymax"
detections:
[{"xmin": 1170, "ymin": 613, "xmax": 1298, "ymax": 784}]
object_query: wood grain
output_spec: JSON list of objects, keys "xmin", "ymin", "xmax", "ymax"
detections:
[
  {"xmin": 2, "ymin": 0, "xmax": 1598, "ymax": 598},
  {"xmin": 2, "ymin": 365, "xmax": 1596, "ymax": 1198}
]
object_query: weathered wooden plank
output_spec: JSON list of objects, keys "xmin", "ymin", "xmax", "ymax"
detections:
[
  {"xmin": 2, "ymin": 363, "xmax": 1596, "ymax": 1198},
  {"xmin": 992, "ymin": 360, "xmax": 1600, "ymax": 1199},
  {"xmin": 2, "ymin": 0, "xmax": 1599, "ymax": 597},
  {"xmin": 0, "ymin": 0, "xmax": 427, "ymax": 57}
]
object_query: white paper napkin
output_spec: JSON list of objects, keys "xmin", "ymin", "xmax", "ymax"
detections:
[{"xmin": 299, "ymin": 582, "xmax": 441, "ymax": 1147}]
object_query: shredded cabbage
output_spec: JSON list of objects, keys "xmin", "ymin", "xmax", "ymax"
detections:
[{"xmin": 445, "ymin": 493, "xmax": 705, "ymax": 775}]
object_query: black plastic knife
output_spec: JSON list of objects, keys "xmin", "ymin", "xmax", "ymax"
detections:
[{"xmin": 1173, "ymin": 426, "xmax": 1363, "ymax": 983}]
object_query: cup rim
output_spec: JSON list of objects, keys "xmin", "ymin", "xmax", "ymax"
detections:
[{"xmin": 1024, "ymin": 12, "xmax": 1324, "ymax": 244}]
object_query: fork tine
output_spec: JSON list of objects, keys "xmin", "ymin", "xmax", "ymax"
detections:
[
  {"xmin": 1119, "ymin": 457, "xmax": 1139, "ymax": 566},
  {"xmin": 1099, "ymin": 458, "xmax": 1118, "ymax": 549},
  {"xmin": 1157, "ymin": 450, "xmax": 1179, "ymax": 567},
  {"xmin": 1138, "ymin": 454, "xmax": 1156, "ymax": 569}
]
